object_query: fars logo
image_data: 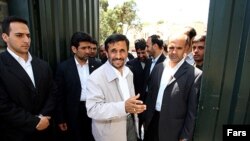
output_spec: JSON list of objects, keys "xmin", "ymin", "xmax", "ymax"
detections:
[
  {"xmin": 227, "ymin": 129, "xmax": 246, "ymax": 136},
  {"xmin": 223, "ymin": 125, "xmax": 250, "ymax": 140}
]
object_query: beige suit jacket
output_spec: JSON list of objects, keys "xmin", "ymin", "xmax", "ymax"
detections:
[{"xmin": 86, "ymin": 61, "xmax": 138, "ymax": 141}]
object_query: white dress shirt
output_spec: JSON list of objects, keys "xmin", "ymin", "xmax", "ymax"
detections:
[
  {"xmin": 7, "ymin": 48, "xmax": 35, "ymax": 87},
  {"xmin": 150, "ymin": 54, "xmax": 161, "ymax": 73},
  {"xmin": 112, "ymin": 64, "xmax": 130, "ymax": 101},
  {"xmin": 75, "ymin": 57, "xmax": 89, "ymax": 101},
  {"xmin": 155, "ymin": 58, "xmax": 185, "ymax": 111},
  {"xmin": 185, "ymin": 52, "xmax": 194, "ymax": 65},
  {"xmin": 141, "ymin": 62, "xmax": 145, "ymax": 69}
]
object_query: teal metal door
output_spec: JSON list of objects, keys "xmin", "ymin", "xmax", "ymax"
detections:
[{"xmin": 194, "ymin": 0, "xmax": 250, "ymax": 140}]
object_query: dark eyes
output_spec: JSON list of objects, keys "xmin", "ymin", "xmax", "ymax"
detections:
[
  {"xmin": 111, "ymin": 49, "xmax": 126, "ymax": 53},
  {"xmin": 192, "ymin": 46, "xmax": 204, "ymax": 50},
  {"xmin": 16, "ymin": 34, "xmax": 30, "ymax": 38}
]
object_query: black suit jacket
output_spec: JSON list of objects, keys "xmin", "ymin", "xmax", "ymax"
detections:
[
  {"xmin": 0, "ymin": 51, "xmax": 57, "ymax": 141},
  {"xmin": 126, "ymin": 58, "xmax": 146, "ymax": 95},
  {"xmin": 55, "ymin": 57, "xmax": 101, "ymax": 126},
  {"xmin": 144, "ymin": 61, "xmax": 202, "ymax": 141},
  {"xmin": 142, "ymin": 53, "xmax": 166, "ymax": 101}
]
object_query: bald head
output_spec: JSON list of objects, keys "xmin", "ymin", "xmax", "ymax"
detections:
[
  {"xmin": 168, "ymin": 33, "xmax": 189, "ymax": 47},
  {"xmin": 167, "ymin": 33, "xmax": 189, "ymax": 67}
]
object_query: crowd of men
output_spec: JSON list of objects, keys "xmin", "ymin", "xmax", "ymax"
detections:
[{"xmin": 0, "ymin": 16, "xmax": 206, "ymax": 141}]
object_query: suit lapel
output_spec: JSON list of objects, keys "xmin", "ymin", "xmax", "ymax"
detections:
[
  {"xmin": 69, "ymin": 58, "xmax": 81, "ymax": 85},
  {"xmin": 144, "ymin": 58, "xmax": 152, "ymax": 78},
  {"xmin": 155, "ymin": 53, "xmax": 166, "ymax": 65},
  {"xmin": 88, "ymin": 58, "xmax": 99, "ymax": 74},
  {"xmin": 167, "ymin": 62, "xmax": 189, "ymax": 86},
  {"xmin": 31, "ymin": 58, "xmax": 41, "ymax": 88},
  {"xmin": 3, "ymin": 51, "xmax": 36, "ymax": 90},
  {"xmin": 136, "ymin": 59, "xmax": 144, "ymax": 71},
  {"xmin": 153, "ymin": 63, "xmax": 164, "ymax": 95}
]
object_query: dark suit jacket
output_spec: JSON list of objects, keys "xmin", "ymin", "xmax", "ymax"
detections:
[
  {"xmin": 0, "ymin": 51, "xmax": 57, "ymax": 141},
  {"xmin": 144, "ymin": 61, "xmax": 202, "ymax": 141},
  {"xmin": 126, "ymin": 58, "xmax": 146, "ymax": 95},
  {"xmin": 142, "ymin": 53, "xmax": 166, "ymax": 101},
  {"xmin": 55, "ymin": 57, "xmax": 101, "ymax": 128}
]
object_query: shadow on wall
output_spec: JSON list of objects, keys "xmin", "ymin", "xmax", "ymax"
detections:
[{"xmin": 0, "ymin": 1, "xmax": 8, "ymax": 53}]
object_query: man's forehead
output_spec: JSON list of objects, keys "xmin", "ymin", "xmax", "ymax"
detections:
[
  {"xmin": 10, "ymin": 23, "xmax": 29, "ymax": 33},
  {"xmin": 169, "ymin": 39, "xmax": 185, "ymax": 46},
  {"xmin": 108, "ymin": 41, "xmax": 127, "ymax": 46},
  {"xmin": 137, "ymin": 48, "xmax": 146, "ymax": 52},
  {"xmin": 192, "ymin": 41, "xmax": 205, "ymax": 47},
  {"xmin": 79, "ymin": 41, "xmax": 90, "ymax": 45},
  {"xmin": 170, "ymin": 34, "xmax": 187, "ymax": 41}
]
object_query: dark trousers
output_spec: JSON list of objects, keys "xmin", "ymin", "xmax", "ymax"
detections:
[
  {"xmin": 144, "ymin": 111, "xmax": 160, "ymax": 141},
  {"xmin": 127, "ymin": 114, "xmax": 137, "ymax": 141},
  {"xmin": 75, "ymin": 101, "xmax": 95, "ymax": 141},
  {"xmin": 0, "ymin": 123, "xmax": 56, "ymax": 141},
  {"xmin": 59, "ymin": 101, "xmax": 94, "ymax": 141}
]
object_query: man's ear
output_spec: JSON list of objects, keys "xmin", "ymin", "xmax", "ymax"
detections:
[
  {"xmin": 2, "ymin": 33, "xmax": 8, "ymax": 43},
  {"xmin": 71, "ymin": 46, "xmax": 77, "ymax": 54},
  {"xmin": 105, "ymin": 50, "xmax": 108, "ymax": 57}
]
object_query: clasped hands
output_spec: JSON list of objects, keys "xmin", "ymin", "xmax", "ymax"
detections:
[
  {"xmin": 36, "ymin": 115, "xmax": 51, "ymax": 131},
  {"xmin": 125, "ymin": 94, "xmax": 146, "ymax": 114}
]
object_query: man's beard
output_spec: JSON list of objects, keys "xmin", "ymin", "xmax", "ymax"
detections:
[{"xmin": 79, "ymin": 56, "xmax": 88, "ymax": 61}]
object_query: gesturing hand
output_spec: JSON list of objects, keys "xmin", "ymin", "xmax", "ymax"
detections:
[{"xmin": 125, "ymin": 94, "xmax": 146, "ymax": 114}]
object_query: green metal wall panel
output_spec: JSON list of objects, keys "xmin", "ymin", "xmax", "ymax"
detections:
[
  {"xmin": 194, "ymin": 0, "xmax": 250, "ymax": 140},
  {"xmin": 6, "ymin": 0, "xmax": 250, "ymax": 140},
  {"xmin": 7, "ymin": 0, "xmax": 99, "ymax": 71}
]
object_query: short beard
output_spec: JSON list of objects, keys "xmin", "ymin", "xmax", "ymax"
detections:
[{"xmin": 79, "ymin": 56, "xmax": 88, "ymax": 61}]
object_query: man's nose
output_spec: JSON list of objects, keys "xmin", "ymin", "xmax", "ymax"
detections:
[{"xmin": 23, "ymin": 35, "xmax": 30, "ymax": 42}]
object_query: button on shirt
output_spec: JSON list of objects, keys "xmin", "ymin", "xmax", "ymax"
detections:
[
  {"xmin": 112, "ymin": 63, "xmax": 130, "ymax": 101},
  {"xmin": 7, "ymin": 48, "xmax": 36, "ymax": 87},
  {"xmin": 75, "ymin": 57, "xmax": 89, "ymax": 101},
  {"xmin": 155, "ymin": 58, "xmax": 185, "ymax": 111}
]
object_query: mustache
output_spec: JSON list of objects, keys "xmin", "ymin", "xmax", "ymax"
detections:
[{"xmin": 112, "ymin": 58, "xmax": 124, "ymax": 61}]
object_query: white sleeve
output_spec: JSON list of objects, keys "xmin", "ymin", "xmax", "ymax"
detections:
[{"xmin": 86, "ymin": 78, "xmax": 127, "ymax": 120}]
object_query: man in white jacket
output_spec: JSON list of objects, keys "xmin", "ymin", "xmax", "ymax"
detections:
[{"xmin": 86, "ymin": 34, "xmax": 146, "ymax": 141}]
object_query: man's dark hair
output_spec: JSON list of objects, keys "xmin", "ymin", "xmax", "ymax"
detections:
[
  {"xmin": 150, "ymin": 34, "xmax": 163, "ymax": 49},
  {"xmin": 70, "ymin": 32, "xmax": 92, "ymax": 48},
  {"xmin": 2, "ymin": 16, "xmax": 28, "ymax": 35},
  {"xmin": 134, "ymin": 38, "xmax": 146, "ymax": 50},
  {"xmin": 91, "ymin": 38, "xmax": 98, "ymax": 46},
  {"xmin": 104, "ymin": 34, "xmax": 129, "ymax": 51},
  {"xmin": 184, "ymin": 26, "xmax": 197, "ymax": 39},
  {"xmin": 163, "ymin": 40, "xmax": 168, "ymax": 53},
  {"xmin": 193, "ymin": 34, "xmax": 206, "ymax": 43}
]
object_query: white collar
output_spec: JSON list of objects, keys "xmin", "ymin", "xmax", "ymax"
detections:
[{"xmin": 7, "ymin": 47, "xmax": 32, "ymax": 63}]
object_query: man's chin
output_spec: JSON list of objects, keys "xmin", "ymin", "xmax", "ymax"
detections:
[
  {"xmin": 139, "ymin": 59, "xmax": 146, "ymax": 62},
  {"xmin": 79, "ymin": 57, "xmax": 88, "ymax": 61},
  {"xmin": 113, "ymin": 63, "xmax": 124, "ymax": 69}
]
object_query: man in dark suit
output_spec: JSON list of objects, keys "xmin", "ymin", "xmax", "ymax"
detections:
[
  {"xmin": 141, "ymin": 34, "xmax": 166, "ymax": 140},
  {"xmin": 55, "ymin": 32, "xmax": 101, "ymax": 141},
  {"xmin": 89, "ymin": 38, "xmax": 102, "ymax": 63},
  {"xmin": 143, "ymin": 34, "xmax": 166, "ymax": 102},
  {"xmin": 192, "ymin": 34, "xmax": 206, "ymax": 70},
  {"xmin": 127, "ymin": 38, "xmax": 148, "ymax": 140},
  {"xmin": 0, "ymin": 16, "xmax": 57, "ymax": 141},
  {"xmin": 127, "ymin": 38, "xmax": 148, "ymax": 95},
  {"xmin": 98, "ymin": 44, "xmax": 107, "ymax": 64},
  {"xmin": 144, "ymin": 33, "xmax": 202, "ymax": 141}
]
